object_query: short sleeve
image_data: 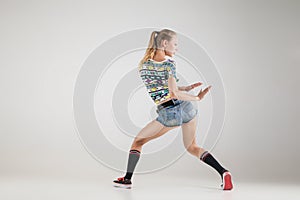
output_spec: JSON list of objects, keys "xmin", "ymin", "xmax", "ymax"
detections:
[{"xmin": 166, "ymin": 61, "xmax": 179, "ymax": 82}]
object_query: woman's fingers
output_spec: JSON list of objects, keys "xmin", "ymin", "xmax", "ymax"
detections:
[
  {"xmin": 186, "ymin": 82, "xmax": 202, "ymax": 91},
  {"xmin": 192, "ymin": 82, "xmax": 202, "ymax": 88},
  {"xmin": 202, "ymin": 85, "xmax": 212, "ymax": 94},
  {"xmin": 197, "ymin": 88, "xmax": 203, "ymax": 95},
  {"xmin": 204, "ymin": 85, "xmax": 212, "ymax": 92},
  {"xmin": 197, "ymin": 85, "xmax": 212, "ymax": 100}
]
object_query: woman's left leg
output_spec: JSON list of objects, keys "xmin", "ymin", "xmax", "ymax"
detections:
[{"xmin": 115, "ymin": 119, "xmax": 179, "ymax": 184}]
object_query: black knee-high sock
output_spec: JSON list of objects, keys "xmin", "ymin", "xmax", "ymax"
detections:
[
  {"xmin": 124, "ymin": 149, "xmax": 141, "ymax": 180},
  {"xmin": 200, "ymin": 151, "xmax": 228, "ymax": 177}
]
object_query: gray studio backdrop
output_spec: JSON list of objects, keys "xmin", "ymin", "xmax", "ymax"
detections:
[{"xmin": 0, "ymin": 0, "xmax": 299, "ymax": 183}]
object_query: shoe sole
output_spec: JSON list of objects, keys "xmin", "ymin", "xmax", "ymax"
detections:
[
  {"xmin": 222, "ymin": 173, "xmax": 233, "ymax": 190},
  {"xmin": 113, "ymin": 182, "xmax": 132, "ymax": 189}
]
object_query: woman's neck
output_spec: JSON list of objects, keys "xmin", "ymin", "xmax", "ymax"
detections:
[{"xmin": 153, "ymin": 49, "xmax": 167, "ymax": 62}]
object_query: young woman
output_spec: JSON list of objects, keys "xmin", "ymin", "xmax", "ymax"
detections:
[{"xmin": 113, "ymin": 29, "xmax": 233, "ymax": 190}]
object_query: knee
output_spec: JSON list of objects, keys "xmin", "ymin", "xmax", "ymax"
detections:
[
  {"xmin": 132, "ymin": 138, "xmax": 148, "ymax": 147},
  {"xmin": 186, "ymin": 144, "xmax": 197, "ymax": 154},
  {"xmin": 186, "ymin": 144, "xmax": 204, "ymax": 155}
]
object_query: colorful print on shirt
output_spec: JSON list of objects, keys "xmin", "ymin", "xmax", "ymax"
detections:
[{"xmin": 138, "ymin": 57, "xmax": 179, "ymax": 105}]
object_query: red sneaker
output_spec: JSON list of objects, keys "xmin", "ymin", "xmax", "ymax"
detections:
[
  {"xmin": 113, "ymin": 177, "xmax": 132, "ymax": 189},
  {"xmin": 221, "ymin": 171, "xmax": 233, "ymax": 190}
]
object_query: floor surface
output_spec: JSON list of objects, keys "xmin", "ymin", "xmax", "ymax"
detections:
[{"xmin": 1, "ymin": 175, "xmax": 299, "ymax": 200}]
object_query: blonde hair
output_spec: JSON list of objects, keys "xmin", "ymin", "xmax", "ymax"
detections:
[{"xmin": 138, "ymin": 29, "xmax": 177, "ymax": 68}]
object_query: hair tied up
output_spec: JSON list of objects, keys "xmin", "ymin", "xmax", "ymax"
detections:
[{"xmin": 138, "ymin": 29, "xmax": 176, "ymax": 68}]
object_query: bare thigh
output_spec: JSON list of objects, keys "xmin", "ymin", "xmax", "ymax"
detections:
[
  {"xmin": 131, "ymin": 119, "xmax": 179, "ymax": 150},
  {"xmin": 181, "ymin": 117, "xmax": 198, "ymax": 149},
  {"xmin": 181, "ymin": 116, "xmax": 205, "ymax": 157}
]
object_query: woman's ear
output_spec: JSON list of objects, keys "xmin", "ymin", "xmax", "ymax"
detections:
[{"xmin": 162, "ymin": 39, "xmax": 168, "ymax": 48}]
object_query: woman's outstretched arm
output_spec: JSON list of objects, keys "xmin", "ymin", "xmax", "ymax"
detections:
[
  {"xmin": 177, "ymin": 82, "xmax": 202, "ymax": 92},
  {"xmin": 169, "ymin": 76, "xmax": 211, "ymax": 101}
]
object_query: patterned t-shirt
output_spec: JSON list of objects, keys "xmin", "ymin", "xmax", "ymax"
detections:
[{"xmin": 138, "ymin": 56, "xmax": 179, "ymax": 105}]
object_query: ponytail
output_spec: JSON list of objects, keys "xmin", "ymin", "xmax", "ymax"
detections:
[
  {"xmin": 138, "ymin": 31, "xmax": 158, "ymax": 69},
  {"xmin": 138, "ymin": 29, "xmax": 176, "ymax": 69}
]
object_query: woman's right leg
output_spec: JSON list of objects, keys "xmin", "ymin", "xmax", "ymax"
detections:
[{"xmin": 181, "ymin": 116, "xmax": 233, "ymax": 190}]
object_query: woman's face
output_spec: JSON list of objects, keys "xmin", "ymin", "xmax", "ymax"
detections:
[{"xmin": 163, "ymin": 35, "xmax": 178, "ymax": 57}]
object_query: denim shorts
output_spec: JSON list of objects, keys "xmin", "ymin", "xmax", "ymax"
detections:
[{"xmin": 155, "ymin": 99, "xmax": 198, "ymax": 127}]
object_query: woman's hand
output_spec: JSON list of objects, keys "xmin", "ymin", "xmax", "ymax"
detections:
[
  {"xmin": 197, "ymin": 85, "xmax": 212, "ymax": 100},
  {"xmin": 185, "ymin": 82, "xmax": 202, "ymax": 92}
]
